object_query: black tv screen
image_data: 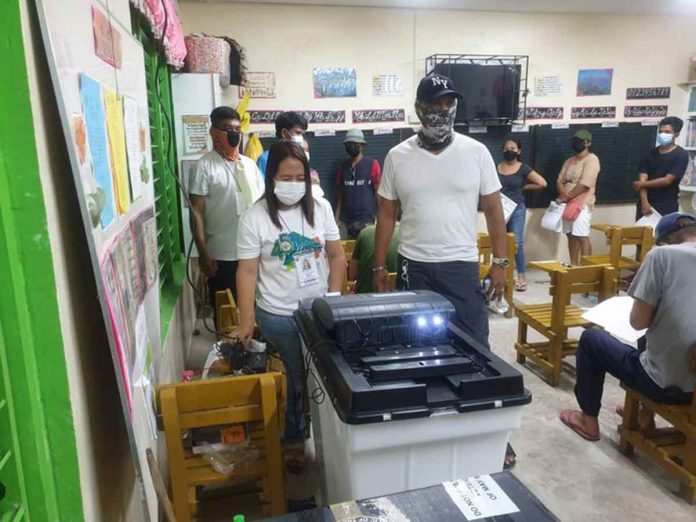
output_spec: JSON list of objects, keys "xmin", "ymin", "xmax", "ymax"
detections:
[{"xmin": 432, "ymin": 63, "xmax": 521, "ymax": 123}]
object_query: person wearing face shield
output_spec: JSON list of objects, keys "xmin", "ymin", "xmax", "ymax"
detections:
[
  {"xmin": 633, "ymin": 116, "xmax": 689, "ymax": 220},
  {"xmin": 256, "ymin": 111, "xmax": 309, "ymax": 179},
  {"xmin": 334, "ymin": 129, "xmax": 381, "ymax": 239},
  {"xmin": 236, "ymin": 141, "xmax": 345, "ymax": 471},
  {"xmin": 188, "ymin": 106, "xmax": 264, "ymax": 317},
  {"xmin": 374, "ymin": 74, "xmax": 509, "ymax": 350},
  {"xmin": 556, "ymin": 130, "xmax": 601, "ymax": 266}
]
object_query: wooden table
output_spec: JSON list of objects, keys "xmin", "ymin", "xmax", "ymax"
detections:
[
  {"xmin": 528, "ymin": 260, "xmax": 571, "ymax": 274},
  {"xmin": 591, "ymin": 224, "xmax": 614, "ymax": 235}
]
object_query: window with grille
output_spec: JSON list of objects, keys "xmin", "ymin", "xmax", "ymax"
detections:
[{"xmin": 132, "ymin": 15, "xmax": 183, "ymax": 289}]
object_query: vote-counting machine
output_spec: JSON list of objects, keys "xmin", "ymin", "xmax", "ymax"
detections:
[{"xmin": 294, "ymin": 290, "xmax": 531, "ymax": 424}]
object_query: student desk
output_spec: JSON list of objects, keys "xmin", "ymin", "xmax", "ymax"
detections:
[{"xmin": 528, "ymin": 261, "xmax": 572, "ymax": 274}]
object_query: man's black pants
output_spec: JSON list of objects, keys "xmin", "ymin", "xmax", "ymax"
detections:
[{"xmin": 397, "ymin": 255, "xmax": 489, "ymax": 349}]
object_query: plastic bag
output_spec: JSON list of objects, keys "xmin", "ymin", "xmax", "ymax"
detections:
[
  {"xmin": 197, "ymin": 440, "xmax": 260, "ymax": 476},
  {"xmin": 541, "ymin": 201, "xmax": 566, "ymax": 232}
]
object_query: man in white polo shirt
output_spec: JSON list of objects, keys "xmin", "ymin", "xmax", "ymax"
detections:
[
  {"xmin": 189, "ymin": 106, "xmax": 264, "ymax": 317},
  {"xmin": 373, "ymin": 74, "xmax": 509, "ymax": 349}
]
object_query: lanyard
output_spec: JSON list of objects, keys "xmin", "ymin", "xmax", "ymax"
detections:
[{"xmin": 278, "ymin": 208, "xmax": 306, "ymax": 237}]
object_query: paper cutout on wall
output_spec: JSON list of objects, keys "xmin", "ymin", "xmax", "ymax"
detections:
[
  {"xmin": 576, "ymin": 69, "xmax": 613, "ymax": 96},
  {"xmin": 131, "ymin": 207, "xmax": 158, "ymax": 297},
  {"xmin": 626, "ymin": 87, "xmax": 670, "ymax": 100},
  {"xmin": 103, "ymin": 88, "xmax": 131, "ymax": 214},
  {"xmin": 123, "ymin": 96, "xmax": 143, "ymax": 200},
  {"xmin": 534, "ymin": 76, "xmax": 562, "ymax": 97},
  {"xmin": 372, "ymin": 75, "xmax": 403, "ymax": 97},
  {"xmin": 239, "ymin": 72, "xmax": 276, "ymax": 98},
  {"xmin": 352, "ymin": 109, "xmax": 405, "ymax": 123},
  {"xmin": 313, "ymin": 68, "xmax": 357, "ymax": 98},
  {"xmin": 523, "ymin": 107, "xmax": 563, "ymax": 120},
  {"xmin": 249, "ymin": 110, "xmax": 346, "ymax": 124},
  {"xmin": 182, "ymin": 115, "xmax": 209, "ymax": 154},
  {"xmin": 91, "ymin": 5, "xmax": 122, "ymax": 68},
  {"xmin": 571, "ymin": 106, "xmax": 616, "ymax": 119},
  {"xmin": 624, "ymin": 105, "xmax": 668, "ymax": 118},
  {"xmin": 80, "ymin": 74, "xmax": 116, "ymax": 228},
  {"xmin": 71, "ymin": 114, "xmax": 89, "ymax": 165}
]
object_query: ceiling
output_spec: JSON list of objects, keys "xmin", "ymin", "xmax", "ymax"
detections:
[{"xmin": 185, "ymin": 0, "xmax": 696, "ymax": 15}]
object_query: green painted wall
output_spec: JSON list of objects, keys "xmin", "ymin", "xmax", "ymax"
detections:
[{"xmin": 0, "ymin": 0, "xmax": 84, "ymax": 519}]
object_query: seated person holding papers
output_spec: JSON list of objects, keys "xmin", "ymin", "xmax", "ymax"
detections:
[{"xmin": 560, "ymin": 212, "xmax": 696, "ymax": 441}]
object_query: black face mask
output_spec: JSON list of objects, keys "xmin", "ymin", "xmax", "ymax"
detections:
[
  {"xmin": 345, "ymin": 143, "xmax": 361, "ymax": 157},
  {"xmin": 503, "ymin": 150, "xmax": 519, "ymax": 162},
  {"xmin": 571, "ymin": 139, "xmax": 586, "ymax": 153},
  {"xmin": 226, "ymin": 130, "xmax": 242, "ymax": 148}
]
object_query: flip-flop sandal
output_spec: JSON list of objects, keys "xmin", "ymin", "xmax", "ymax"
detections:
[
  {"xmin": 515, "ymin": 282, "xmax": 527, "ymax": 292},
  {"xmin": 503, "ymin": 443, "xmax": 517, "ymax": 470},
  {"xmin": 559, "ymin": 410, "xmax": 600, "ymax": 442}
]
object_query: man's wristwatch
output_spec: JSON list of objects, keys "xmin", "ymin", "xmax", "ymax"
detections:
[{"xmin": 491, "ymin": 257, "xmax": 511, "ymax": 269}]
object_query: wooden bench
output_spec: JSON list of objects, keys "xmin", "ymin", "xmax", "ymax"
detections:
[
  {"xmin": 618, "ymin": 345, "xmax": 696, "ymax": 504},
  {"xmin": 157, "ymin": 374, "xmax": 287, "ymax": 521},
  {"xmin": 515, "ymin": 264, "xmax": 617, "ymax": 386},
  {"xmin": 478, "ymin": 232, "xmax": 517, "ymax": 318},
  {"xmin": 583, "ymin": 225, "xmax": 653, "ymax": 288}
]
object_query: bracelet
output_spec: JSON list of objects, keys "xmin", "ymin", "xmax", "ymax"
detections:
[{"xmin": 372, "ymin": 265, "xmax": 388, "ymax": 273}]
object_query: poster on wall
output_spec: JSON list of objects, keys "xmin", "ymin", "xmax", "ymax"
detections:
[
  {"xmin": 372, "ymin": 74, "xmax": 404, "ymax": 97},
  {"xmin": 523, "ymin": 107, "xmax": 564, "ymax": 120},
  {"xmin": 103, "ymin": 88, "xmax": 131, "ymax": 215},
  {"xmin": 91, "ymin": 5, "xmax": 122, "ymax": 68},
  {"xmin": 571, "ymin": 106, "xmax": 616, "ymax": 119},
  {"xmin": 313, "ymin": 67, "xmax": 357, "ymax": 98},
  {"xmin": 624, "ymin": 105, "xmax": 668, "ymax": 118},
  {"xmin": 576, "ymin": 69, "xmax": 613, "ymax": 96},
  {"xmin": 534, "ymin": 76, "xmax": 562, "ymax": 97},
  {"xmin": 626, "ymin": 87, "xmax": 670, "ymax": 100},
  {"xmin": 123, "ymin": 96, "xmax": 143, "ymax": 201},
  {"xmin": 352, "ymin": 109, "xmax": 405, "ymax": 123},
  {"xmin": 182, "ymin": 114, "xmax": 209, "ymax": 154},
  {"xmin": 239, "ymin": 72, "xmax": 276, "ymax": 98},
  {"xmin": 249, "ymin": 110, "xmax": 346, "ymax": 124}
]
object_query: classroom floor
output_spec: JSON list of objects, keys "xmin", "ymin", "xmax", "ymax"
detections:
[{"xmin": 187, "ymin": 269, "xmax": 696, "ymax": 521}]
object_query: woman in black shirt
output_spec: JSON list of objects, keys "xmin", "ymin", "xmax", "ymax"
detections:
[{"xmin": 497, "ymin": 137, "xmax": 547, "ymax": 291}]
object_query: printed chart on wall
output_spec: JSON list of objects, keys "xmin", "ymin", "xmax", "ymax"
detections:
[{"xmin": 36, "ymin": 0, "xmax": 163, "ymax": 518}]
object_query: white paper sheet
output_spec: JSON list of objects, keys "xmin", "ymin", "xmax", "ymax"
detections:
[
  {"xmin": 500, "ymin": 193, "xmax": 518, "ymax": 223},
  {"xmin": 541, "ymin": 201, "xmax": 565, "ymax": 232},
  {"xmin": 635, "ymin": 209, "xmax": 662, "ymax": 235},
  {"xmin": 122, "ymin": 96, "xmax": 142, "ymax": 200},
  {"xmin": 581, "ymin": 295, "xmax": 647, "ymax": 348},
  {"xmin": 443, "ymin": 476, "xmax": 520, "ymax": 521}
]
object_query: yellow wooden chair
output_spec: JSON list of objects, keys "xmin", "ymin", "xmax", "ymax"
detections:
[
  {"xmin": 478, "ymin": 233, "xmax": 517, "ymax": 318},
  {"xmin": 215, "ymin": 289, "xmax": 240, "ymax": 334},
  {"xmin": 618, "ymin": 344, "xmax": 696, "ymax": 504},
  {"xmin": 583, "ymin": 225, "xmax": 653, "ymax": 288},
  {"xmin": 157, "ymin": 374, "xmax": 287, "ymax": 521},
  {"xmin": 341, "ymin": 239, "xmax": 356, "ymax": 260},
  {"xmin": 515, "ymin": 265, "xmax": 617, "ymax": 386}
]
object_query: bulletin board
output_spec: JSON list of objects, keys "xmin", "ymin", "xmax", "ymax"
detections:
[{"xmin": 36, "ymin": 0, "xmax": 161, "ymax": 518}]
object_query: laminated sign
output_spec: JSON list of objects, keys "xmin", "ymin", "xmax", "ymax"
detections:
[{"xmin": 443, "ymin": 475, "xmax": 520, "ymax": 520}]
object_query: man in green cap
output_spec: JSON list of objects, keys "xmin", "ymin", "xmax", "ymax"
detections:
[
  {"xmin": 556, "ymin": 129, "xmax": 601, "ymax": 265},
  {"xmin": 335, "ymin": 129, "xmax": 381, "ymax": 239}
]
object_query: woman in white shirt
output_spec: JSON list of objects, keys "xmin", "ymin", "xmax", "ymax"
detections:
[{"xmin": 236, "ymin": 141, "xmax": 345, "ymax": 471}]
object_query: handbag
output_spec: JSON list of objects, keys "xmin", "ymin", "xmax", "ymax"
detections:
[
  {"xmin": 562, "ymin": 196, "xmax": 585, "ymax": 222},
  {"xmin": 541, "ymin": 201, "xmax": 566, "ymax": 232}
]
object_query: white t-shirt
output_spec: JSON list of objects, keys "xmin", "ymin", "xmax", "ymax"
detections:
[
  {"xmin": 188, "ymin": 151, "xmax": 264, "ymax": 261},
  {"xmin": 237, "ymin": 197, "xmax": 340, "ymax": 316},
  {"xmin": 378, "ymin": 134, "xmax": 501, "ymax": 262}
]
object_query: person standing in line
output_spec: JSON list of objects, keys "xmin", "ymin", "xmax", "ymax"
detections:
[
  {"xmin": 257, "ymin": 111, "xmax": 309, "ymax": 178},
  {"xmin": 497, "ymin": 137, "xmax": 547, "ymax": 291},
  {"xmin": 189, "ymin": 106, "xmax": 264, "ymax": 313},
  {"xmin": 633, "ymin": 116, "xmax": 690, "ymax": 219},
  {"xmin": 556, "ymin": 130, "xmax": 601, "ymax": 266},
  {"xmin": 236, "ymin": 142, "xmax": 345, "ymax": 471},
  {"xmin": 335, "ymin": 129, "xmax": 381, "ymax": 239},
  {"xmin": 349, "ymin": 223, "xmax": 400, "ymax": 294}
]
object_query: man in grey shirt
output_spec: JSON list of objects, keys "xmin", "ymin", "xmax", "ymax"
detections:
[{"xmin": 560, "ymin": 212, "xmax": 696, "ymax": 441}]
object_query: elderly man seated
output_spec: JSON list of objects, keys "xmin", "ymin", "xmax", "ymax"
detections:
[{"xmin": 560, "ymin": 212, "xmax": 696, "ymax": 441}]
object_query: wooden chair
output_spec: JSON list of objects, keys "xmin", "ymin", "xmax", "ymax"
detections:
[
  {"xmin": 618, "ymin": 345, "xmax": 696, "ymax": 504},
  {"xmin": 514, "ymin": 265, "xmax": 617, "ymax": 386},
  {"xmin": 341, "ymin": 239, "xmax": 356, "ymax": 260},
  {"xmin": 157, "ymin": 374, "xmax": 287, "ymax": 521},
  {"xmin": 583, "ymin": 225, "xmax": 653, "ymax": 287},
  {"xmin": 215, "ymin": 289, "xmax": 239, "ymax": 333},
  {"xmin": 478, "ymin": 233, "xmax": 517, "ymax": 318}
]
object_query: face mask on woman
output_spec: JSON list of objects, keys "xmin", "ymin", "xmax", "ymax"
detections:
[
  {"xmin": 274, "ymin": 181, "xmax": 306, "ymax": 206},
  {"xmin": 503, "ymin": 150, "xmax": 519, "ymax": 162}
]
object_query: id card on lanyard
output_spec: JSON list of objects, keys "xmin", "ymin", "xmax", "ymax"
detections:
[{"xmin": 277, "ymin": 213, "xmax": 321, "ymax": 288}]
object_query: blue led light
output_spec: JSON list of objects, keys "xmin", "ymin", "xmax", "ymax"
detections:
[
  {"xmin": 417, "ymin": 316, "xmax": 427, "ymax": 328},
  {"xmin": 433, "ymin": 314, "xmax": 443, "ymax": 326}
]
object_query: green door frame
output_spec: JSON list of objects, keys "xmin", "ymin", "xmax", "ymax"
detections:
[{"xmin": 0, "ymin": 1, "xmax": 83, "ymax": 520}]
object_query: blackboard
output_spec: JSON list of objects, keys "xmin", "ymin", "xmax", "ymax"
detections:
[
  {"xmin": 258, "ymin": 122, "xmax": 656, "ymax": 210},
  {"xmin": 529, "ymin": 123, "xmax": 656, "ymax": 208}
]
